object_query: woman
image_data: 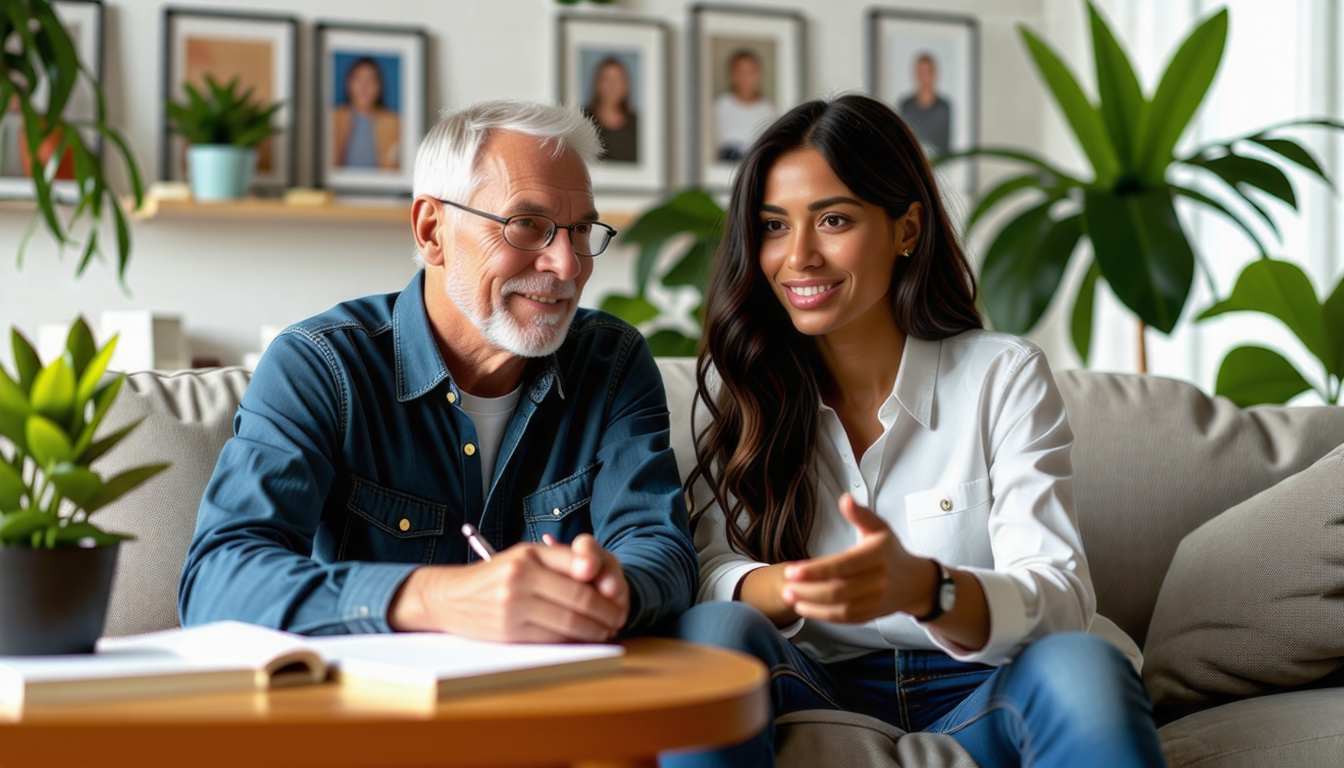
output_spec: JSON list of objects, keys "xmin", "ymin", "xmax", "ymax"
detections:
[
  {"xmin": 332, "ymin": 57, "xmax": 400, "ymax": 170},
  {"xmin": 583, "ymin": 57, "xmax": 638, "ymax": 163},
  {"xmin": 669, "ymin": 94, "xmax": 1165, "ymax": 768}
]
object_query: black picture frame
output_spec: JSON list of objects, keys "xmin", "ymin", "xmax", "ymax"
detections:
[
  {"xmin": 689, "ymin": 3, "xmax": 806, "ymax": 190},
  {"xmin": 867, "ymin": 7, "xmax": 980, "ymax": 192},
  {"xmin": 160, "ymin": 6, "xmax": 300, "ymax": 191},
  {"xmin": 557, "ymin": 14, "xmax": 671, "ymax": 196},
  {"xmin": 313, "ymin": 21, "xmax": 428, "ymax": 196},
  {"xmin": 0, "ymin": 0, "xmax": 104, "ymax": 200}
]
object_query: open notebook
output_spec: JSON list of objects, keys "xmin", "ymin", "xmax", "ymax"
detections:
[{"xmin": 0, "ymin": 621, "xmax": 624, "ymax": 708}]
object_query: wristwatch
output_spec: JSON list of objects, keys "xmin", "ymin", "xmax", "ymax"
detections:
[{"xmin": 915, "ymin": 561, "xmax": 956, "ymax": 623}]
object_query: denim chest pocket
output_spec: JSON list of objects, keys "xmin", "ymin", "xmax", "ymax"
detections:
[
  {"xmin": 902, "ymin": 476, "xmax": 992, "ymax": 563},
  {"xmin": 522, "ymin": 464, "xmax": 597, "ymax": 543},
  {"xmin": 340, "ymin": 476, "xmax": 447, "ymax": 565}
]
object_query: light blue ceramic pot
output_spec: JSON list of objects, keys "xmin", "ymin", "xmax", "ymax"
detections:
[{"xmin": 186, "ymin": 145, "xmax": 257, "ymax": 201}]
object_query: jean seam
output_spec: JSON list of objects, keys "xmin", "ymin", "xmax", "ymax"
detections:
[
  {"xmin": 939, "ymin": 696, "xmax": 1037, "ymax": 767},
  {"xmin": 769, "ymin": 663, "xmax": 843, "ymax": 711}
]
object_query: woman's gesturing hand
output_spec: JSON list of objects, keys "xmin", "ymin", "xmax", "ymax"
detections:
[{"xmin": 780, "ymin": 493, "xmax": 938, "ymax": 624}]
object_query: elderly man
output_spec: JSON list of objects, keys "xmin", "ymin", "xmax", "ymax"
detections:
[{"xmin": 180, "ymin": 101, "xmax": 697, "ymax": 642}]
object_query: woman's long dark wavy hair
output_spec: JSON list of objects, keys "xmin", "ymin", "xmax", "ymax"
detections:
[{"xmin": 687, "ymin": 93, "xmax": 982, "ymax": 564}]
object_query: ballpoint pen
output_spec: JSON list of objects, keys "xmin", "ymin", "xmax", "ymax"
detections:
[{"xmin": 460, "ymin": 523, "xmax": 497, "ymax": 561}]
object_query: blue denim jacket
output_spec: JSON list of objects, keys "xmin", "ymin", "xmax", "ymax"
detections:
[{"xmin": 179, "ymin": 272, "xmax": 698, "ymax": 635}]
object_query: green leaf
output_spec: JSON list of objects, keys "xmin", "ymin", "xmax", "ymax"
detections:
[
  {"xmin": 31, "ymin": 4, "xmax": 80, "ymax": 123},
  {"xmin": 0, "ymin": 460, "xmax": 26, "ymax": 513},
  {"xmin": 48, "ymin": 464, "xmax": 102, "ymax": 509},
  {"xmin": 1323, "ymin": 272, "xmax": 1344, "ymax": 378},
  {"xmin": 25, "ymin": 415, "xmax": 73, "ymax": 466},
  {"xmin": 11, "ymin": 329, "xmax": 42, "ymax": 394},
  {"xmin": 1185, "ymin": 151, "xmax": 1296, "ymax": 210},
  {"xmin": 1084, "ymin": 188, "xmax": 1194, "ymax": 334},
  {"xmin": 966, "ymin": 173, "xmax": 1052, "ymax": 234},
  {"xmin": 73, "ymin": 375, "xmax": 125, "ymax": 457},
  {"xmin": 1246, "ymin": 136, "xmax": 1333, "ymax": 191},
  {"xmin": 75, "ymin": 336, "xmax": 119, "ymax": 407},
  {"xmin": 663, "ymin": 238, "xmax": 713, "ymax": 289},
  {"xmin": 1170, "ymin": 184, "xmax": 1269, "ymax": 255},
  {"xmin": 599, "ymin": 294, "xmax": 660, "ymax": 327},
  {"xmin": 634, "ymin": 243, "xmax": 662, "ymax": 295},
  {"xmin": 0, "ymin": 510, "xmax": 55, "ymax": 547},
  {"xmin": 937, "ymin": 147, "xmax": 1087, "ymax": 186},
  {"xmin": 1198, "ymin": 259, "xmax": 1330, "ymax": 364},
  {"xmin": 981, "ymin": 202, "xmax": 1082, "ymax": 333},
  {"xmin": 1019, "ymin": 25, "xmax": 1119, "ymax": 184},
  {"xmin": 83, "ymin": 463, "xmax": 170, "ymax": 514},
  {"xmin": 1214, "ymin": 345, "xmax": 1314, "ymax": 407},
  {"xmin": 622, "ymin": 190, "xmax": 724, "ymax": 245},
  {"xmin": 30, "ymin": 357, "xmax": 76, "ymax": 424},
  {"xmin": 645, "ymin": 330, "xmax": 699, "ymax": 357},
  {"xmin": 0, "ymin": 365, "xmax": 31, "ymax": 450},
  {"xmin": 1072, "ymin": 259, "xmax": 1102, "ymax": 365},
  {"xmin": 1140, "ymin": 9, "xmax": 1228, "ymax": 185},
  {"xmin": 50, "ymin": 522, "xmax": 130, "ymax": 547},
  {"xmin": 77, "ymin": 417, "xmax": 143, "ymax": 466},
  {"xmin": 1088, "ymin": 1, "xmax": 1147, "ymax": 173}
]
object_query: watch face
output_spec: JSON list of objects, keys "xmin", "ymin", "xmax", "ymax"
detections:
[{"xmin": 938, "ymin": 581, "xmax": 956, "ymax": 612}]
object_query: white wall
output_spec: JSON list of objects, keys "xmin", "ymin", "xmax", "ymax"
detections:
[{"xmin": 0, "ymin": 0, "xmax": 1050, "ymax": 368}]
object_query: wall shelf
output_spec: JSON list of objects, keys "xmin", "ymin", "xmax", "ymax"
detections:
[{"xmin": 129, "ymin": 196, "xmax": 411, "ymax": 225}]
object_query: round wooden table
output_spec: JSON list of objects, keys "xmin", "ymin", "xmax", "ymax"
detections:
[{"xmin": 0, "ymin": 637, "xmax": 769, "ymax": 768}]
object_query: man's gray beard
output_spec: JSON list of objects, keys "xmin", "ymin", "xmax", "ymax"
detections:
[{"xmin": 444, "ymin": 272, "xmax": 578, "ymax": 358}]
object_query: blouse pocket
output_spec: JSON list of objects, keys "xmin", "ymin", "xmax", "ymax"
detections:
[
  {"xmin": 902, "ymin": 476, "xmax": 992, "ymax": 563},
  {"xmin": 341, "ymin": 475, "xmax": 447, "ymax": 564},
  {"xmin": 523, "ymin": 463, "xmax": 598, "ymax": 543}
]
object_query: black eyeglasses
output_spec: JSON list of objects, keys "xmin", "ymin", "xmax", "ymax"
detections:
[{"xmin": 437, "ymin": 199, "xmax": 617, "ymax": 257}]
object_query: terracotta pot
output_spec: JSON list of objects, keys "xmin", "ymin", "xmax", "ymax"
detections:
[{"xmin": 18, "ymin": 124, "xmax": 77, "ymax": 181}]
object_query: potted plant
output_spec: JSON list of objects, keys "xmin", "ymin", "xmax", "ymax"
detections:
[
  {"xmin": 2, "ymin": 0, "xmax": 144, "ymax": 279},
  {"xmin": 0, "ymin": 319, "xmax": 169, "ymax": 655},
  {"xmin": 938, "ymin": 1, "xmax": 1344, "ymax": 371},
  {"xmin": 166, "ymin": 75, "xmax": 282, "ymax": 201}
]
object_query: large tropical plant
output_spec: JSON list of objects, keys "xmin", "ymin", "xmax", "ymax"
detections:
[
  {"xmin": 1, "ymin": 0, "xmax": 144, "ymax": 280},
  {"xmin": 600, "ymin": 190, "xmax": 724, "ymax": 356},
  {"xmin": 939, "ymin": 1, "xmax": 1342, "ymax": 369}
]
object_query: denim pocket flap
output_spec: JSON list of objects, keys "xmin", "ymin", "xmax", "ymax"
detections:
[
  {"xmin": 523, "ymin": 464, "xmax": 597, "ymax": 523},
  {"xmin": 347, "ymin": 476, "xmax": 447, "ymax": 538}
]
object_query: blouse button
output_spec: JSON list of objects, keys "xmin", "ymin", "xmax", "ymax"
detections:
[
  {"xmin": 940, "ymin": 498, "xmax": 953, "ymax": 512},
  {"xmin": 464, "ymin": 443, "xmax": 477, "ymax": 456}
]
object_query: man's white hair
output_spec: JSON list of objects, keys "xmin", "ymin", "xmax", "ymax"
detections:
[{"xmin": 411, "ymin": 100, "xmax": 601, "ymax": 266}]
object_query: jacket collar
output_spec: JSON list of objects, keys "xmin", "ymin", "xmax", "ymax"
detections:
[{"xmin": 393, "ymin": 271, "xmax": 565, "ymax": 403}]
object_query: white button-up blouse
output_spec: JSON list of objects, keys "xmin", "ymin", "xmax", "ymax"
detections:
[{"xmin": 692, "ymin": 329, "xmax": 1097, "ymax": 667}]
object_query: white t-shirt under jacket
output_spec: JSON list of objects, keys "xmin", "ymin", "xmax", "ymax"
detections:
[{"xmin": 692, "ymin": 330, "xmax": 1097, "ymax": 667}]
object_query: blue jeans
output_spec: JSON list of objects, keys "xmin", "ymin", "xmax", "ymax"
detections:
[{"xmin": 663, "ymin": 601, "xmax": 1167, "ymax": 768}]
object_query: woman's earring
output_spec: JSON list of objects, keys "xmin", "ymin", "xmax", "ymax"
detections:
[{"xmin": 900, "ymin": 248, "xmax": 912, "ymax": 258}]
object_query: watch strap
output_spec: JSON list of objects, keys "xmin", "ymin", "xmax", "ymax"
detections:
[{"xmin": 915, "ymin": 561, "xmax": 954, "ymax": 623}]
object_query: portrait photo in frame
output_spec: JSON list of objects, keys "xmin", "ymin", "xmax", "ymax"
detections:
[
  {"xmin": 314, "ymin": 22, "xmax": 427, "ymax": 196},
  {"xmin": 0, "ymin": 0, "xmax": 103, "ymax": 200},
  {"xmin": 868, "ymin": 8, "xmax": 979, "ymax": 193},
  {"xmin": 160, "ymin": 7, "xmax": 298, "ymax": 191},
  {"xmin": 689, "ymin": 4, "xmax": 805, "ymax": 190},
  {"xmin": 557, "ymin": 14, "xmax": 669, "ymax": 196}
]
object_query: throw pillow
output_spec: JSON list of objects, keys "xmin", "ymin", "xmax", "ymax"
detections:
[{"xmin": 1143, "ymin": 442, "xmax": 1344, "ymax": 721}]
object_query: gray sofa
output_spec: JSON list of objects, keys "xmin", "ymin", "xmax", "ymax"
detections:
[{"xmin": 94, "ymin": 358, "xmax": 1344, "ymax": 767}]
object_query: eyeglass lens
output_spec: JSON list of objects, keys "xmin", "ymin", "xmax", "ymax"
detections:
[{"xmin": 504, "ymin": 215, "xmax": 612, "ymax": 256}]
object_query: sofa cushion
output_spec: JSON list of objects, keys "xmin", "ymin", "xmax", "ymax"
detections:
[
  {"xmin": 94, "ymin": 368, "xmax": 250, "ymax": 637},
  {"xmin": 1159, "ymin": 688, "xmax": 1344, "ymax": 768},
  {"xmin": 1142, "ymin": 443, "xmax": 1344, "ymax": 720},
  {"xmin": 1054, "ymin": 371, "xmax": 1344, "ymax": 647},
  {"xmin": 774, "ymin": 709, "xmax": 976, "ymax": 768}
]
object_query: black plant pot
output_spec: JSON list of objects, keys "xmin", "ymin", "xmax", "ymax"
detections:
[{"xmin": 0, "ymin": 543, "xmax": 119, "ymax": 655}]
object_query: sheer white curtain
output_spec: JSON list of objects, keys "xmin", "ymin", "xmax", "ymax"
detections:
[{"xmin": 1031, "ymin": 0, "xmax": 1341, "ymax": 403}]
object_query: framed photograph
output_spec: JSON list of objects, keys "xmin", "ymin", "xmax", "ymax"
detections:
[
  {"xmin": 868, "ymin": 8, "xmax": 979, "ymax": 193},
  {"xmin": 557, "ymin": 15, "xmax": 670, "ymax": 196},
  {"xmin": 160, "ymin": 7, "xmax": 298, "ymax": 191},
  {"xmin": 314, "ymin": 22, "xmax": 428, "ymax": 196},
  {"xmin": 690, "ymin": 4, "xmax": 806, "ymax": 190},
  {"xmin": 0, "ymin": 0, "xmax": 103, "ymax": 200}
]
